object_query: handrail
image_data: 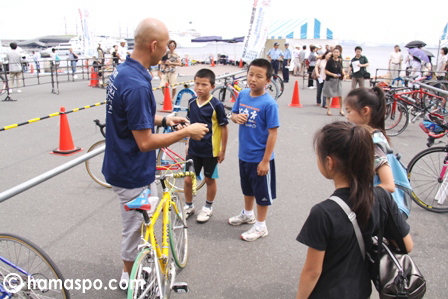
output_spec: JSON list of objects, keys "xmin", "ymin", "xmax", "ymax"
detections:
[{"xmin": 0, "ymin": 144, "xmax": 105, "ymax": 203}]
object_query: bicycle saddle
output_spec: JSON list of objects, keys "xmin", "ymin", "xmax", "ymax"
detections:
[{"xmin": 124, "ymin": 191, "xmax": 151, "ymax": 211}]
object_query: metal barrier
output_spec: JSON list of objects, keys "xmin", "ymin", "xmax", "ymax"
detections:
[{"xmin": 0, "ymin": 144, "xmax": 105, "ymax": 203}]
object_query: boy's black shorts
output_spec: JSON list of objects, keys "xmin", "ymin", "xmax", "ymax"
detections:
[{"xmin": 186, "ymin": 155, "xmax": 219, "ymax": 179}]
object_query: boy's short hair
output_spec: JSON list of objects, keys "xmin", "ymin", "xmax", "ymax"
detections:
[
  {"xmin": 10, "ymin": 42, "xmax": 17, "ymax": 49},
  {"xmin": 194, "ymin": 68, "xmax": 215, "ymax": 86},
  {"xmin": 355, "ymin": 46, "xmax": 363, "ymax": 51},
  {"xmin": 248, "ymin": 58, "xmax": 273, "ymax": 80}
]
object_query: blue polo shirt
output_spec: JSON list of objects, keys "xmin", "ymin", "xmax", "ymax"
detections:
[
  {"xmin": 232, "ymin": 89, "xmax": 280, "ymax": 163},
  {"xmin": 284, "ymin": 48, "xmax": 292, "ymax": 60},
  {"xmin": 102, "ymin": 57, "xmax": 157, "ymax": 189},
  {"xmin": 267, "ymin": 48, "xmax": 284, "ymax": 60}
]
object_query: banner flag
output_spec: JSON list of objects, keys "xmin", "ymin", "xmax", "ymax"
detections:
[{"xmin": 241, "ymin": 0, "xmax": 272, "ymax": 63}]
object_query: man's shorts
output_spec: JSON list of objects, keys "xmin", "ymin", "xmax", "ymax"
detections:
[
  {"xmin": 160, "ymin": 72, "xmax": 177, "ymax": 86},
  {"xmin": 239, "ymin": 159, "xmax": 276, "ymax": 206},
  {"xmin": 187, "ymin": 155, "xmax": 218, "ymax": 179},
  {"xmin": 112, "ymin": 182, "xmax": 158, "ymax": 262}
]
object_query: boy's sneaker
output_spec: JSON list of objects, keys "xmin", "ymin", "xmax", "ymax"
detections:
[
  {"xmin": 241, "ymin": 225, "xmax": 269, "ymax": 242},
  {"xmin": 196, "ymin": 207, "xmax": 213, "ymax": 223},
  {"xmin": 228, "ymin": 211, "xmax": 256, "ymax": 226},
  {"xmin": 184, "ymin": 204, "xmax": 195, "ymax": 218}
]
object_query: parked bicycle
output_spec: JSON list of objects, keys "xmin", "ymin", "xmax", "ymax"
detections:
[
  {"xmin": 0, "ymin": 233, "xmax": 70, "ymax": 298},
  {"xmin": 384, "ymin": 84, "xmax": 446, "ymax": 136},
  {"xmin": 127, "ymin": 160, "xmax": 196, "ymax": 298},
  {"xmin": 85, "ymin": 119, "xmax": 206, "ymax": 192},
  {"xmin": 407, "ymin": 113, "xmax": 448, "ymax": 213}
]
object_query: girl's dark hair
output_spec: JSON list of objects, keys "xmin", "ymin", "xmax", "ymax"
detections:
[
  {"xmin": 321, "ymin": 50, "xmax": 331, "ymax": 59},
  {"xmin": 345, "ymin": 87, "xmax": 389, "ymax": 140},
  {"xmin": 314, "ymin": 121, "xmax": 375, "ymax": 226},
  {"xmin": 442, "ymin": 47, "xmax": 448, "ymax": 55},
  {"xmin": 310, "ymin": 45, "xmax": 316, "ymax": 52}
]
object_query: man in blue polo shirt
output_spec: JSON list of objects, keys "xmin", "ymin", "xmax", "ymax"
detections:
[
  {"xmin": 102, "ymin": 17, "xmax": 208, "ymax": 284},
  {"xmin": 266, "ymin": 42, "xmax": 284, "ymax": 75}
]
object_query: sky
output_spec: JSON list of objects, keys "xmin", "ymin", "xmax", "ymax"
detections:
[{"xmin": 1, "ymin": 0, "xmax": 447, "ymax": 47}]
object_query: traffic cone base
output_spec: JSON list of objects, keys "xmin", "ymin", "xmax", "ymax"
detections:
[
  {"xmin": 330, "ymin": 97, "xmax": 341, "ymax": 108},
  {"xmin": 160, "ymin": 83, "xmax": 173, "ymax": 113},
  {"xmin": 211, "ymin": 59, "xmax": 215, "ymax": 67},
  {"xmin": 51, "ymin": 107, "xmax": 82, "ymax": 155},
  {"xmin": 289, "ymin": 81, "xmax": 302, "ymax": 107}
]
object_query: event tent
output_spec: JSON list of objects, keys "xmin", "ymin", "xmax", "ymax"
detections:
[{"xmin": 268, "ymin": 18, "xmax": 333, "ymax": 40}]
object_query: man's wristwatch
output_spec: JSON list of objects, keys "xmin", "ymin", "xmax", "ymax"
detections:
[{"xmin": 162, "ymin": 117, "xmax": 167, "ymax": 128}]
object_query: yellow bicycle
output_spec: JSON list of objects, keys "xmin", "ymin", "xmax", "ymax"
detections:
[{"xmin": 126, "ymin": 160, "xmax": 197, "ymax": 299}]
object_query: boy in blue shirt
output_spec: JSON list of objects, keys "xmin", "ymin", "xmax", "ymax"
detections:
[
  {"xmin": 184, "ymin": 69, "xmax": 229, "ymax": 222},
  {"xmin": 228, "ymin": 58, "xmax": 280, "ymax": 241}
]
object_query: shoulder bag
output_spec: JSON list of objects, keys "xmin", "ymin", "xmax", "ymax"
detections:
[{"xmin": 329, "ymin": 192, "xmax": 426, "ymax": 299}]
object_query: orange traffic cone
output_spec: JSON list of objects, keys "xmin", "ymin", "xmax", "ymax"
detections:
[
  {"xmin": 52, "ymin": 107, "xmax": 82, "ymax": 155},
  {"xmin": 239, "ymin": 59, "xmax": 243, "ymax": 68},
  {"xmin": 231, "ymin": 90, "xmax": 239, "ymax": 103},
  {"xmin": 160, "ymin": 83, "xmax": 173, "ymax": 113},
  {"xmin": 89, "ymin": 67, "xmax": 98, "ymax": 87},
  {"xmin": 185, "ymin": 58, "xmax": 189, "ymax": 67},
  {"xmin": 30, "ymin": 63, "xmax": 34, "ymax": 74},
  {"xmin": 211, "ymin": 59, "xmax": 215, "ymax": 67},
  {"xmin": 289, "ymin": 81, "xmax": 302, "ymax": 107},
  {"xmin": 330, "ymin": 97, "xmax": 341, "ymax": 108}
]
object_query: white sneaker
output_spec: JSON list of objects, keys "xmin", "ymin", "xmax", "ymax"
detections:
[
  {"xmin": 184, "ymin": 204, "xmax": 195, "ymax": 218},
  {"xmin": 196, "ymin": 207, "xmax": 213, "ymax": 223},
  {"xmin": 308, "ymin": 86, "xmax": 316, "ymax": 89},
  {"xmin": 17, "ymin": 89, "xmax": 22, "ymax": 93},
  {"xmin": 241, "ymin": 225, "xmax": 268, "ymax": 242},
  {"xmin": 228, "ymin": 211, "xmax": 256, "ymax": 226},
  {"xmin": 9, "ymin": 89, "xmax": 12, "ymax": 93}
]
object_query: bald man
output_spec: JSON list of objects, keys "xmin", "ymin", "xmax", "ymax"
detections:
[{"xmin": 102, "ymin": 18, "xmax": 209, "ymax": 283}]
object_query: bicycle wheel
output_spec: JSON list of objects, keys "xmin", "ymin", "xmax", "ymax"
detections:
[
  {"xmin": 212, "ymin": 86, "xmax": 236, "ymax": 118},
  {"xmin": 169, "ymin": 193, "xmax": 188, "ymax": 268},
  {"xmin": 85, "ymin": 140, "xmax": 111, "ymax": 188},
  {"xmin": 0, "ymin": 233, "xmax": 70, "ymax": 298},
  {"xmin": 407, "ymin": 146, "xmax": 448, "ymax": 213},
  {"xmin": 385, "ymin": 100, "xmax": 409, "ymax": 137},
  {"xmin": 272, "ymin": 75, "xmax": 284, "ymax": 98},
  {"xmin": 265, "ymin": 79, "xmax": 280, "ymax": 100},
  {"xmin": 127, "ymin": 247, "xmax": 163, "ymax": 299}
]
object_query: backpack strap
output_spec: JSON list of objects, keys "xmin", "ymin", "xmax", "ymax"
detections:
[{"xmin": 329, "ymin": 196, "xmax": 365, "ymax": 259}]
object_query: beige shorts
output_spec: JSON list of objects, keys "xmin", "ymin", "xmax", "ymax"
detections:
[
  {"xmin": 112, "ymin": 182, "xmax": 158, "ymax": 262},
  {"xmin": 160, "ymin": 72, "xmax": 177, "ymax": 87}
]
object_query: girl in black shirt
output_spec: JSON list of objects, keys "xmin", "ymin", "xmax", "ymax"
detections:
[{"xmin": 296, "ymin": 121, "xmax": 413, "ymax": 299}]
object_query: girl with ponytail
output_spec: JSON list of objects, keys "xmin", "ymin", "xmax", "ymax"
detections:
[
  {"xmin": 344, "ymin": 86, "xmax": 396, "ymax": 194},
  {"xmin": 296, "ymin": 121, "xmax": 413, "ymax": 299}
]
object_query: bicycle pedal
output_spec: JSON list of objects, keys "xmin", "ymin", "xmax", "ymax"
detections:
[{"xmin": 172, "ymin": 282, "xmax": 189, "ymax": 293}]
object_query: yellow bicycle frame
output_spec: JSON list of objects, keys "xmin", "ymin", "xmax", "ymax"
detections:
[{"xmin": 141, "ymin": 170, "xmax": 196, "ymax": 274}]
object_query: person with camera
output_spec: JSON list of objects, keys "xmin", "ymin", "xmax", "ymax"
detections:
[{"xmin": 160, "ymin": 40, "xmax": 181, "ymax": 100}]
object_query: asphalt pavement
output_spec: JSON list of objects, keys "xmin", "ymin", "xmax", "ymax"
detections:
[{"xmin": 0, "ymin": 64, "xmax": 447, "ymax": 298}]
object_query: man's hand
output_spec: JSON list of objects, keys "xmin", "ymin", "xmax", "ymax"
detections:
[
  {"xmin": 186, "ymin": 123, "xmax": 208, "ymax": 140},
  {"xmin": 167, "ymin": 116, "xmax": 189, "ymax": 129}
]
